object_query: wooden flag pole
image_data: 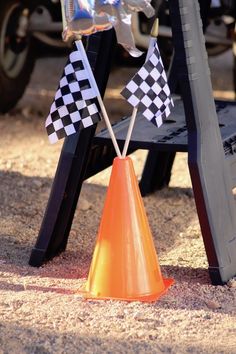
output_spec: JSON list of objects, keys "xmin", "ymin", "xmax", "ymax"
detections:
[
  {"xmin": 97, "ymin": 94, "xmax": 122, "ymax": 157},
  {"xmin": 77, "ymin": 40, "xmax": 122, "ymax": 158},
  {"xmin": 122, "ymin": 19, "xmax": 159, "ymax": 158}
]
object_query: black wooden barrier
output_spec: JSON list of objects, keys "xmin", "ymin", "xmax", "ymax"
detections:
[{"xmin": 29, "ymin": 0, "xmax": 236, "ymax": 285}]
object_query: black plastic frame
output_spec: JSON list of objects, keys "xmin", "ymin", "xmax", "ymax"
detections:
[{"xmin": 29, "ymin": 1, "xmax": 236, "ymax": 285}]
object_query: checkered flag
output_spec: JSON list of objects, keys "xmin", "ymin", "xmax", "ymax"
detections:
[
  {"xmin": 45, "ymin": 41, "xmax": 101, "ymax": 144},
  {"xmin": 121, "ymin": 41, "xmax": 173, "ymax": 127}
]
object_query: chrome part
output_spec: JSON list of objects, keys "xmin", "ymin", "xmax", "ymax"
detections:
[{"xmin": 16, "ymin": 8, "xmax": 29, "ymax": 38}]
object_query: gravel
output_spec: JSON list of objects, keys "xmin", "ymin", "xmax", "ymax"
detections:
[{"xmin": 0, "ymin": 50, "xmax": 236, "ymax": 353}]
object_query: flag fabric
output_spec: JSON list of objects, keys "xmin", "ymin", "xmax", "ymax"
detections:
[
  {"xmin": 45, "ymin": 41, "xmax": 101, "ymax": 144},
  {"xmin": 120, "ymin": 41, "xmax": 173, "ymax": 127}
]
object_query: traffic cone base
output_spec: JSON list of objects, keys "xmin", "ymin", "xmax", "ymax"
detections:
[
  {"xmin": 83, "ymin": 157, "xmax": 174, "ymax": 302},
  {"xmin": 83, "ymin": 278, "xmax": 173, "ymax": 302}
]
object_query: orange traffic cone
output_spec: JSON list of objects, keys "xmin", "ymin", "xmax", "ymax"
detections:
[{"xmin": 84, "ymin": 156, "xmax": 173, "ymax": 302}]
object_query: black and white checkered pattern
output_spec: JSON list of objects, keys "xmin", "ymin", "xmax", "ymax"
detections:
[
  {"xmin": 121, "ymin": 42, "xmax": 173, "ymax": 127},
  {"xmin": 45, "ymin": 42, "xmax": 101, "ymax": 144}
]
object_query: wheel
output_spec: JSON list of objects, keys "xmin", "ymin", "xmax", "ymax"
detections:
[{"xmin": 0, "ymin": 0, "xmax": 35, "ymax": 113}]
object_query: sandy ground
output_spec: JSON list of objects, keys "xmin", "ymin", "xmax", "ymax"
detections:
[{"xmin": 0, "ymin": 49, "xmax": 236, "ymax": 353}]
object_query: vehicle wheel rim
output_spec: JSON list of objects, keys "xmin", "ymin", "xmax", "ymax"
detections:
[{"xmin": 0, "ymin": 3, "xmax": 29, "ymax": 79}]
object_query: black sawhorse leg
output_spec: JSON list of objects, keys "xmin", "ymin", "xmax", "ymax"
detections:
[
  {"xmin": 169, "ymin": 0, "xmax": 236, "ymax": 284},
  {"xmin": 139, "ymin": 150, "xmax": 175, "ymax": 195},
  {"xmin": 139, "ymin": 0, "xmax": 236, "ymax": 284},
  {"xmin": 29, "ymin": 31, "xmax": 116, "ymax": 266}
]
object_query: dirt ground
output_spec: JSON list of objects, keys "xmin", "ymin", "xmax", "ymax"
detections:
[{"xmin": 0, "ymin": 49, "xmax": 236, "ymax": 354}]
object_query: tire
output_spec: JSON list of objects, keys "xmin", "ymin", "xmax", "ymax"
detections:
[{"xmin": 0, "ymin": 0, "xmax": 35, "ymax": 113}]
